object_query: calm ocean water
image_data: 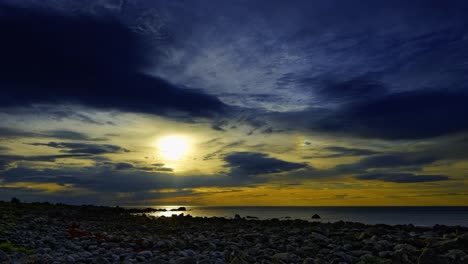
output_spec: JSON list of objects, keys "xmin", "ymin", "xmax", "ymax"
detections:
[{"xmin": 137, "ymin": 206, "xmax": 468, "ymax": 227}]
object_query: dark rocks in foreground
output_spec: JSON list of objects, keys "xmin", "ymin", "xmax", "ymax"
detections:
[{"xmin": 0, "ymin": 202, "xmax": 468, "ymax": 264}]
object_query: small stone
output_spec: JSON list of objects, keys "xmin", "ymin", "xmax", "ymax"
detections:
[
  {"xmin": 0, "ymin": 250, "xmax": 11, "ymax": 263},
  {"xmin": 310, "ymin": 232, "xmax": 328, "ymax": 241},
  {"xmin": 94, "ymin": 256, "xmax": 111, "ymax": 264},
  {"xmin": 137, "ymin": 250, "xmax": 153, "ymax": 258},
  {"xmin": 176, "ymin": 256, "xmax": 196, "ymax": 264},
  {"xmin": 181, "ymin": 249, "xmax": 196, "ymax": 257},
  {"xmin": 272, "ymin": 252, "xmax": 290, "ymax": 262},
  {"xmin": 66, "ymin": 255, "xmax": 76, "ymax": 263}
]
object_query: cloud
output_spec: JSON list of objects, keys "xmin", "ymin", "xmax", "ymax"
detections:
[
  {"xmin": 28, "ymin": 142, "xmax": 129, "ymax": 155},
  {"xmin": 0, "ymin": 153, "xmax": 93, "ymax": 171},
  {"xmin": 224, "ymin": 152, "xmax": 307, "ymax": 177},
  {"xmin": 0, "ymin": 127, "xmax": 38, "ymax": 139},
  {"xmin": 329, "ymin": 90, "xmax": 468, "ymax": 139},
  {"xmin": 312, "ymin": 146, "xmax": 380, "ymax": 158},
  {"xmin": 0, "ymin": 127, "xmax": 104, "ymax": 141},
  {"xmin": 314, "ymin": 77, "xmax": 387, "ymax": 105},
  {"xmin": 0, "ymin": 146, "xmax": 10, "ymax": 152},
  {"xmin": 112, "ymin": 162, "xmax": 134, "ymax": 170},
  {"xmin": 0, "ymin": 165, "xmax": 219, "ymax": 193},
  {"xmin": 273, "ymin": 87, "xmax": 468, "ymax": 140},
  {"xmin": 44, "ymin": 130, "xmax": 106, "ymax": 141},
  {"xmin": 0, "ymin": 4, "xmax": 226, "ymax": 117},
  {"xmin": 0, "ymin": 154, "xmax": 92, "ymax": 163},
  {"xmin": 0, "ymin": 160, "xmax": 10, "ymax": 170},
  {"xmin": 355, "ymin": 173, "xmax": 450, "ymax": 183}
]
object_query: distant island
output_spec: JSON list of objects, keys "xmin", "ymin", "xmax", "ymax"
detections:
[{"xmin": 1, "ymin": 200, "xmax": 468, "ymax": 263}]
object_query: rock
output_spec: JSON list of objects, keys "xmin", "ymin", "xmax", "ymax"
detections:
[
  {"xmin": 311, "ymin": 214, "xmax": 321, "ymax": 219},
  {"xmin": 272, "ymin": 252, "xmax": 290, "ymax": 263},
  {"xmin": 88, "ymin": 245, "xmax": 98, "ymax": 250},
  {"xmin": 0, "ymin": 250, "xmax": 11, "ymax": 263},
  {"xmin": 310, "ymin": 232, "xmax": 328, "ymax": 242},
  {"xmin": 349, "ymin": 250, "xmax": 370, "ymax": 257},
  {"xmin": 137, "ymin": 250, "xmax": 153, "ymax": 258},
  {"xmin": 229, "ymin": 256, "xmax": 249, "ymax": 264},
  {"xmin": 176, "ymin": 256, "xmax": 197, "ymax": 264},
  {"xmin": 234, "ymin": 214, "xmax": 241, "ymax": 220},
  {"xmin": 442, "ymin": 249, "xmax": 468, "ymax": 263},
  {"xmin": 181, "ymin": 249, "xmax": 196, "ymax": 257},
  {"xmin": 94, "ymin": 256, "xmax": 111, "ymax": 264},
  {"xmin": 170, "ymin": 207, "xmax": 187, "ymax": 211},
  {"xmin": 66, "ymin": 255, "xmax": 75, "ymax": 263},
  {"xmin": 357, "ymin": 256, "xmax": 391, "ymax": 264},
  {"xmin": 378, "ymin": 251, "xmax": 393, "ymax": 258},
  {"xmin": 392, "ymin": 249, "xmax": 418, "ymax": 264},
  {"xmin": 313, "ymin": 259, "xmax": 329, "ymax": 264},
  {"xmin": 298, "ymin": 245, "xmax": 319, "ymax": 256},
  {"xmin": 303, "ymin": 258, "xmax": 315, "ymax": 264},
  {"xmin": 335, "ymin": 251, "xmax": 354, "ymax": 263},
  {"xmin": 417, "ymin": 248, "xmax": 438, "ymax": 264},
  {"xmin": 393, "ymin": 244, "xmax": 418, "ymax": 252}
]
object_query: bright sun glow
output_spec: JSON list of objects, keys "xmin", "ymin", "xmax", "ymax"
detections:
[{"xmin": 158, "ymin": 135, "xmax": 190, "ymax": 160}]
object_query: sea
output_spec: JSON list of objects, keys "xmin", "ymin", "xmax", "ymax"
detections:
[{"xmin": 135, "ymin": 206, "xmax": 468, "ymax": 227}]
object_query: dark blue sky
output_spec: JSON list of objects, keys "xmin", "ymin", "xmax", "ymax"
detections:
[{"xmin": 0, "ymin": 0, "xmax": 467, "ymax": 205}]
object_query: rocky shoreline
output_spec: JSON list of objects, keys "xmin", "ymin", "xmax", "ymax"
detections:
[{"xmin": 1, "ymin": 202, "xmax": 467, "ymax": 264}]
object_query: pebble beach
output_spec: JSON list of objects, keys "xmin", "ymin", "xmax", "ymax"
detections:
[{"xmin": 1, "ymin": 202, "xmax": 468, "ymax": 264}]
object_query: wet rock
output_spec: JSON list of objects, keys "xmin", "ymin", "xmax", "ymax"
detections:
[
  {"xmin": 137, "ymin": 250, "xmax": 153, "ymax": 258},
  {"xmin": 94, "ymin": 256, "xmax": 111, "ymax": 264},
  {"xmin": 310, "ymin": 232, "xmax": 328, "ymax": 242},
  {"xmin": 0, "ymin": 250, "xmax": 11, "ymax": 263},
  {"xmin": 442, "ymin": 249, "xmax": 468, "ymax": 263},
  {"xmin": 65, "ymin": 255, "xmax": 75, "ymax": 263},
  {"xmin": 271, "ymin": 252, "xmax": 290, "ymax": 263}
]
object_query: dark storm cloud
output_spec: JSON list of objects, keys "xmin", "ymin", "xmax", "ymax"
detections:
[
  {"xmin": 0, "ymin": 5, "xmax": 225, "ymax": 117},
  {"xmin": 315, "ymin": 77, "xmax": 387, "ymax": 105},
  {"xmin": 0, "ymin": 127, "xmax": 38, "ymax": 139},
  {"xmin": 0, "ymin": 146, "xmax": 10, "ymax": 152},
  {"xmin": 0, "ymin": 165, "xmax": 223, "ymax": 193},
  {"xmin": 113, "ymin": 162, "xmax": 135, "ymax": 170},
  {"xmin": 286, "ymin": 149, "xmax": 454, "ymax": 181},
  {"xmin": 334, "ymin": 153, "xmax": 439, "ymax": 174},
  {"xmin": 324, "ymin": 90, "xmax": 468, "ymax": 139},
  {"xmin": 0, "ymin": 151, "xmax": 308, "ymax": 193},
  {"xmin": 312, "ymin": 146, "xmax": 380, "ymax": 158},
  {"xmin": 0, "ymin": 160, "xmax": 10, "ymax": 170},
  {"xmin": 0, "ymin": 154, "xmax": 92, "ymax": 171},
  {"xmin": 273, "ymin": 88, "xmax": 468, "ymax": 140},
  {"xmin": 135, "ymin": 0, "xmax": 468, "ymax": 139},
  {"xmin": 0, "ymin": 127, "xmax": 104, "ymax": 141},
  {"xmin": 356, "ymin": 173, "xmax": 450, "ymax": 183},
  {"xmin": 224, "ymin": 152, "xmax": 307, "ymax": 177},
  {"xmin": 0, "ymin": 154, "xmax": 92, "ymax": 163},
  {"xmin": 28, "ymin": 142, "xmax": 129, "ymax": 155}
]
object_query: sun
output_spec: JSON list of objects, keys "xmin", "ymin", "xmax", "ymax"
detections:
[{"xmin": 158, "ymin": 135, "xmax": 190, "ymax": 160}]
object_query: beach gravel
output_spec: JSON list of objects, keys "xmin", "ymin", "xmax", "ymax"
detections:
[{"xmin": 0, "ymin": 202, "xmax": 468, "ymax": 263}]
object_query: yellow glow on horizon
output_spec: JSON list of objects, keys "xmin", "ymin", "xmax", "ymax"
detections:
[{"xmin": 158, "ymin": 135, "xmax": 190, "ymax": 161}]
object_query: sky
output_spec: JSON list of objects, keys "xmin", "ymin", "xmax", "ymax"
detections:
[{"xmin": 1, "ymin": 0, "xmax": 468, "ymax": 206}]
